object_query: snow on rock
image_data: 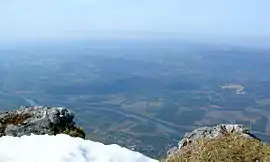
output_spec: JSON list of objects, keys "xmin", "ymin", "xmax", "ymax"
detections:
[{"xmin": 0, "ymin": 134, "xmax": 158, "ymax": 162}]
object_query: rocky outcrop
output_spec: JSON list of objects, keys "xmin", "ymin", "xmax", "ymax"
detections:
[
  {"xmin": 0, "ymin": 106, "xmax": 85, "ymax": 138},
  {"xmin": 168, "ymin": 124, "xmax": 260, "ymax": 156}
]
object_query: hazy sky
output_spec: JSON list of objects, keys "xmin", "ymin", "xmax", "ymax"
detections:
[{"xmin": 0, "ymin": 0, "xmax": 269, "ymax": 40}]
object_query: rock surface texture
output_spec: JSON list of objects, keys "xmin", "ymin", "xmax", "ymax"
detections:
[
  {"xmin": 168, "ymin": 124, "xmax": 260, "ymax": 156},
  {"xmin": 0, "ymin": 106, "xmax": 85, "ymax": 138}
]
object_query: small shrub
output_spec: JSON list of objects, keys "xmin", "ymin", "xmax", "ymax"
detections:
[{"xmin": 63, "ymin": 126, "xmax": 86, "ymax": 139}]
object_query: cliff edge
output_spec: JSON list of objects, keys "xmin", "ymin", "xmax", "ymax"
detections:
[{"xmin": 1, "ymin": 106, "xmax": 270, "ymax": 162}]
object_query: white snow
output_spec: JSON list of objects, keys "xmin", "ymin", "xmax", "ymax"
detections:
[{"xmin": 0, "ymin": 134, "xmax": 158, "ymax": 162}]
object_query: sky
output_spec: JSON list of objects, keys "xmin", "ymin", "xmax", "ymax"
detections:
[
  {"xmin": 0, "ymin": 0, "xmax": 270, "ymax": 40},
  {"xmin": 0, "ymin": 134, "xmax": 157, "ymax": 162}
]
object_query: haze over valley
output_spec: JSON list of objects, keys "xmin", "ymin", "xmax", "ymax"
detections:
[{"xmin": 0, "ymin": 40, "xmax": 270, "ymax": 158}]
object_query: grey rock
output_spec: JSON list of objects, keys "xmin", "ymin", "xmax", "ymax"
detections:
[
  {"xmin": 167, "ymin": 146, "xmax": 178, "ymax": 156},
  {"xmin": 0, "ymin": 106, "xmax": 84, "ymax": 138}
]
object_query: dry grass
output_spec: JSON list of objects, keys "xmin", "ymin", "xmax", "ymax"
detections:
[
  {"xmin": 166, "ymin": 133, "xmax": 270, "ymax": 162},
  {"xmin": 0, "ymin": 114, "xmax": 31, "ymax": 134},
  {"xmin": 1, "ymin": 114, "xmax": 31, "ymax": 125}
]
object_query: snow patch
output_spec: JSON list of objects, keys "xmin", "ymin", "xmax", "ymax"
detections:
[{"xmin": 0, "ymin": 134, "xmax": 158, "ymax": 162}]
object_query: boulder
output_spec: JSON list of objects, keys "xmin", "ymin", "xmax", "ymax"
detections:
[{"xmin": 0, "ymin": 106, "xmax": 85, "ymax": 139}]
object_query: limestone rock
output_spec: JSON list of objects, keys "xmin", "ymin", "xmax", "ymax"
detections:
[{"xmin": 0, "ymin": 106, "xmax": 85, "ymax": 139}]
